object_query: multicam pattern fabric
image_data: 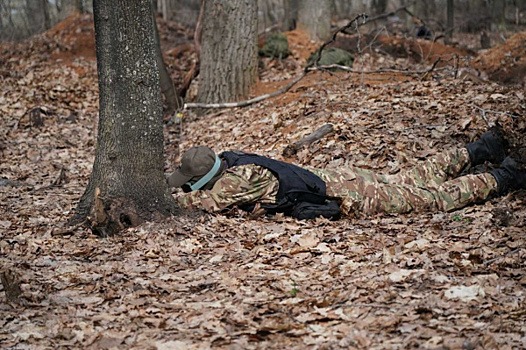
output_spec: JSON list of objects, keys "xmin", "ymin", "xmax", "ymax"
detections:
[
  {"xmin": 311, "ymin": 148, "xmax": 497, "ymax": 216},
  {"xmin": 177, "ymin": 148, "xmax": 498, "ymax": 216},
  {"xmin": 177, "ymin": 164, "xmax": 279, "ymax": 212}
]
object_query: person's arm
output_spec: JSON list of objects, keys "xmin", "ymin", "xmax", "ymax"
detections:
[{"xmin": 176, "ymin": 165, "xmax": 278, "ymax": 212}]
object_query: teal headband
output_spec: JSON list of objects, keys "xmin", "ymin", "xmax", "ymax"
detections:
[{"xmin": 187, "ymin": 155, "xmax": 222, "ymax": 191}]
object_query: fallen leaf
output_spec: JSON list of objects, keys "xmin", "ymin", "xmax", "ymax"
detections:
[{"xmin": 444, "ymin": 285, "xmax": 485, "ymax": 301}]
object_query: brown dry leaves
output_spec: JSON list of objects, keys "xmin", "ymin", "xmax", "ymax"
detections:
[{"xmin": 1, "ymin": 15, "xmax": 526, "ymax": 350}]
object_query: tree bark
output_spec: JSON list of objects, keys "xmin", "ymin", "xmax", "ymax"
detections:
[
  {"xmin": 197, "ymin": 0, "xmax": 258, "ymax": 104},
  {"xmin": 297, "ymin": 0, "xmax": 332, "ymax": 41},
  {"xmin": 71, "ymin": 0, "xmax": 178, "ymax": 236},
  {"xmin": 151, "ymin": 2, "xmax": 183, "ymax": 116}
]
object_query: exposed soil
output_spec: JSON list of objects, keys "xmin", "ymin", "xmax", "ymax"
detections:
[{"xmin": 472, "ymin": 31, "xmax": 526, "ymax": 85}]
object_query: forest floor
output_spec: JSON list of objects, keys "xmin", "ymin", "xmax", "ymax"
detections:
[{"xmin": 1, "ymin": 13, "xmax": 526, "ymax": 350}]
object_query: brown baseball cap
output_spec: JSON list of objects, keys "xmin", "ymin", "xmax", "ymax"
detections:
[{"xmin": 167, "ymin": 146, "xmax": 218, "ymax": 188}]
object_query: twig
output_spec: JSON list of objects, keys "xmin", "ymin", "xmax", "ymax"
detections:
[
  {"xmin": 30, "ymin": 167, "xmax": 67, "ymax": 192},
  {"xmin": 484, "ymin": 247, "xmax": 522, "ymax": 267},
  {"xmin": 309, "ymin": 14, "xmax": 368, "ymax": 68},
  {"xmin": 471, "ymin": 105, "xmax": 516, "ymax": 117},
  {"xmin": 419, "ymin": 58, "xmax": 442, "ymax": 80},
  {"xmin": 307, "ymin": 60, "xmax": 443, "ymax": 76},
  {"xmin": 362, "ymin": 5, "xmax": 412, "ymax": 25},
  {"xmin": 51, "ymin": 219, "xmax": 88, "ymax": 237},
  {"xmin": 470, "ymin": 105, "xmax": 517, "ymax": 127},
  {"xmin": 184, "ymin": 71, "xmax": 308, "ymax": 109},
  {"xmin": 341, "ymin": 302, "xmax": 398, "ymax": 309}
]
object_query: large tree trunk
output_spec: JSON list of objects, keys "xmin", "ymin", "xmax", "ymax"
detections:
[
  {"xmin": 197, "ymin": 0, "xmax": 258, "ymax": 104},
  {"xmin": 71, "ymin": 0, "xmax": 178, "ymax": 236}
]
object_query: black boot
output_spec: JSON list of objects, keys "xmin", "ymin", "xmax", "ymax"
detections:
[
  {"xmin": 466, "ymin": 126, "xmax": 509, "ymax": 166},
  {"xmin": 490, "ymin": 157, "xmax": 526, "ymax": 195}
]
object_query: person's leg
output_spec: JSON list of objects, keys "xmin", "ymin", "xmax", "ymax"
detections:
[
  {"xmin": 325, "ymin": 148, "xmax": 470, "ymax": 187},
  {"xmin": 356, "ymin": 126, "xmax": 508, "ymax": 188},
  {"xmin": 316, "ymin": 148, "xmax": 476, "ymax": 194},
  {"xmin": 380, "ymin": 148, "xmax": 471, "ymax": 188},
  {"xmin": 337, "ymin": 172, "xmax": 498, "ymax": 216}
]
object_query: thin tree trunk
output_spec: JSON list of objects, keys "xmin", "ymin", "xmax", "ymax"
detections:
[
  {"xmin": 282, "ymin": 0, "xmax": 298, "ymax": 30},
  {"xmin": 25, "ymin": 0, "xmax": 48, "ymax": 35},
  {"xmin": 297, "ymin": 0, "xmax": 332, "ymax": 41},
  {"xmin": 446, "ymin": 0, "xmax": 454, "ymax": 42},
  {"xmin": 491, "ymin": 0, "xmax": 506, "ymax": 29}
]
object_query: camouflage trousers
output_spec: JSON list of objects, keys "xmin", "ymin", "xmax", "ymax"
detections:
[{"xmin": 311, "ymin": 148, "xmax": 498, "ymax": 215}]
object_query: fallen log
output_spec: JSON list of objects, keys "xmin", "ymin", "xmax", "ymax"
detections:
[{"xmin": 283, "ymin": 123, "xmax": 334, "ymax": 157}]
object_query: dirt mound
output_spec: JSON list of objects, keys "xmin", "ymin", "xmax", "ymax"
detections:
[
  {"xmin": 285, "ymin": 29, "xmax": 322, "ymax": 61},
  {"xmin": 47, "ymin": 12, "xmax": 96, "ymax": 63},
  {"xmin": 330, "ymin": 34, "xmax": 474, "ymax": 66},
  {"xmin": 376, "ymin": 35, "xmax": 473, "ymax": 65},
  {"xmin": 0, "ymin": 12, "xmax": 95, "ymax": 69},
  {"xmin": 472, "ymin": 31, "xmax": 526, "ymax": 85}
]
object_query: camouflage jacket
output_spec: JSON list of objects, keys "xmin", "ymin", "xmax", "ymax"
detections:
[
  {"xmin": 176, "ymin": 164, "xmax": 280, "ymax": 212},
  {"xmin": 176, "ymin": 162, "xmax": 358, "ymax": 213}
]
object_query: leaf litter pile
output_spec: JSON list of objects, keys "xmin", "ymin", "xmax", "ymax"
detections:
[{"xmin": 1, "ymin": 14, "xmax": 526, "ymax": 349}]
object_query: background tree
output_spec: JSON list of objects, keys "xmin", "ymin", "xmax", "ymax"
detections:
[
  {"xmin": 151, "ymin": 1, "xmax": 183, "ymax": 116},
  {"xmin": 71, "ymin": 0, "xmax": 177, "ymax": 235},
  {"xmin": 197, "ymin": 0, "xmax": 258, "ymax": 104},
  {"xmin": 491, "ymin": 0, "xmax": 507, "ymax": 29},
  {"xmin": 0, "ymin": 0, "xmax": 91, "ymax": 41},
  {"xmin": 297, "ymin": 0, "xmax": 332, "ymax": 41},
  {"xmin": 446, "ymin": 0, "xmax": 454, "ymax": 42},
  {"xmin": 372, "ymin": 0, "xmax": 388, "ymax": 15},
  {"xmin": 282, "ymin": 0, "xmax": 298, "ymax": 31},
  {"xmin": 25, "ymin": 0, "xmax": 50, "ymax": 35}
]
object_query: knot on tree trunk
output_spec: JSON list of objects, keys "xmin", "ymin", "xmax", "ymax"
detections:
[{"xmin": 89, "ymin": 187, "xmax": 144, "ymax": 237}]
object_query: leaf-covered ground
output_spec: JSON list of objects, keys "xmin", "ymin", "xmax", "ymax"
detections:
[{"xmin": 1, "ymin": 14, "xmax": 525, "ymax": 349}]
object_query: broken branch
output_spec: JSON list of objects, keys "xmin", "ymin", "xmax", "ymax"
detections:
[
  {"xmin": 307, "ymin": 59, "xmax": 443, "ymax": 76},
  {"xmin": 283, "ymin": 123, "xmax": 334, "ymax": 157}
]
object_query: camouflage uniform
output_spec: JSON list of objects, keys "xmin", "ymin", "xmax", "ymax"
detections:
[{"xmin": 177, "ymin": 148, "xmax": 498, "ymax": 216}]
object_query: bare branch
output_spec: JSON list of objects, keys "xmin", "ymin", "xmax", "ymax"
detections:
[
  {"xmin": 308, "ymin": 13, "xmax": 368, "ymax": 69},
  {"xmin": 184, "ymin": 71, "xmax": 308, "ymax": 109},
  {"xmin": 283, "ymin": 124, "xmax": 334, "ymax": 157},
  {"xmin": 307, "ymin": 59, "xmax": 444, "ymax": 76}
]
